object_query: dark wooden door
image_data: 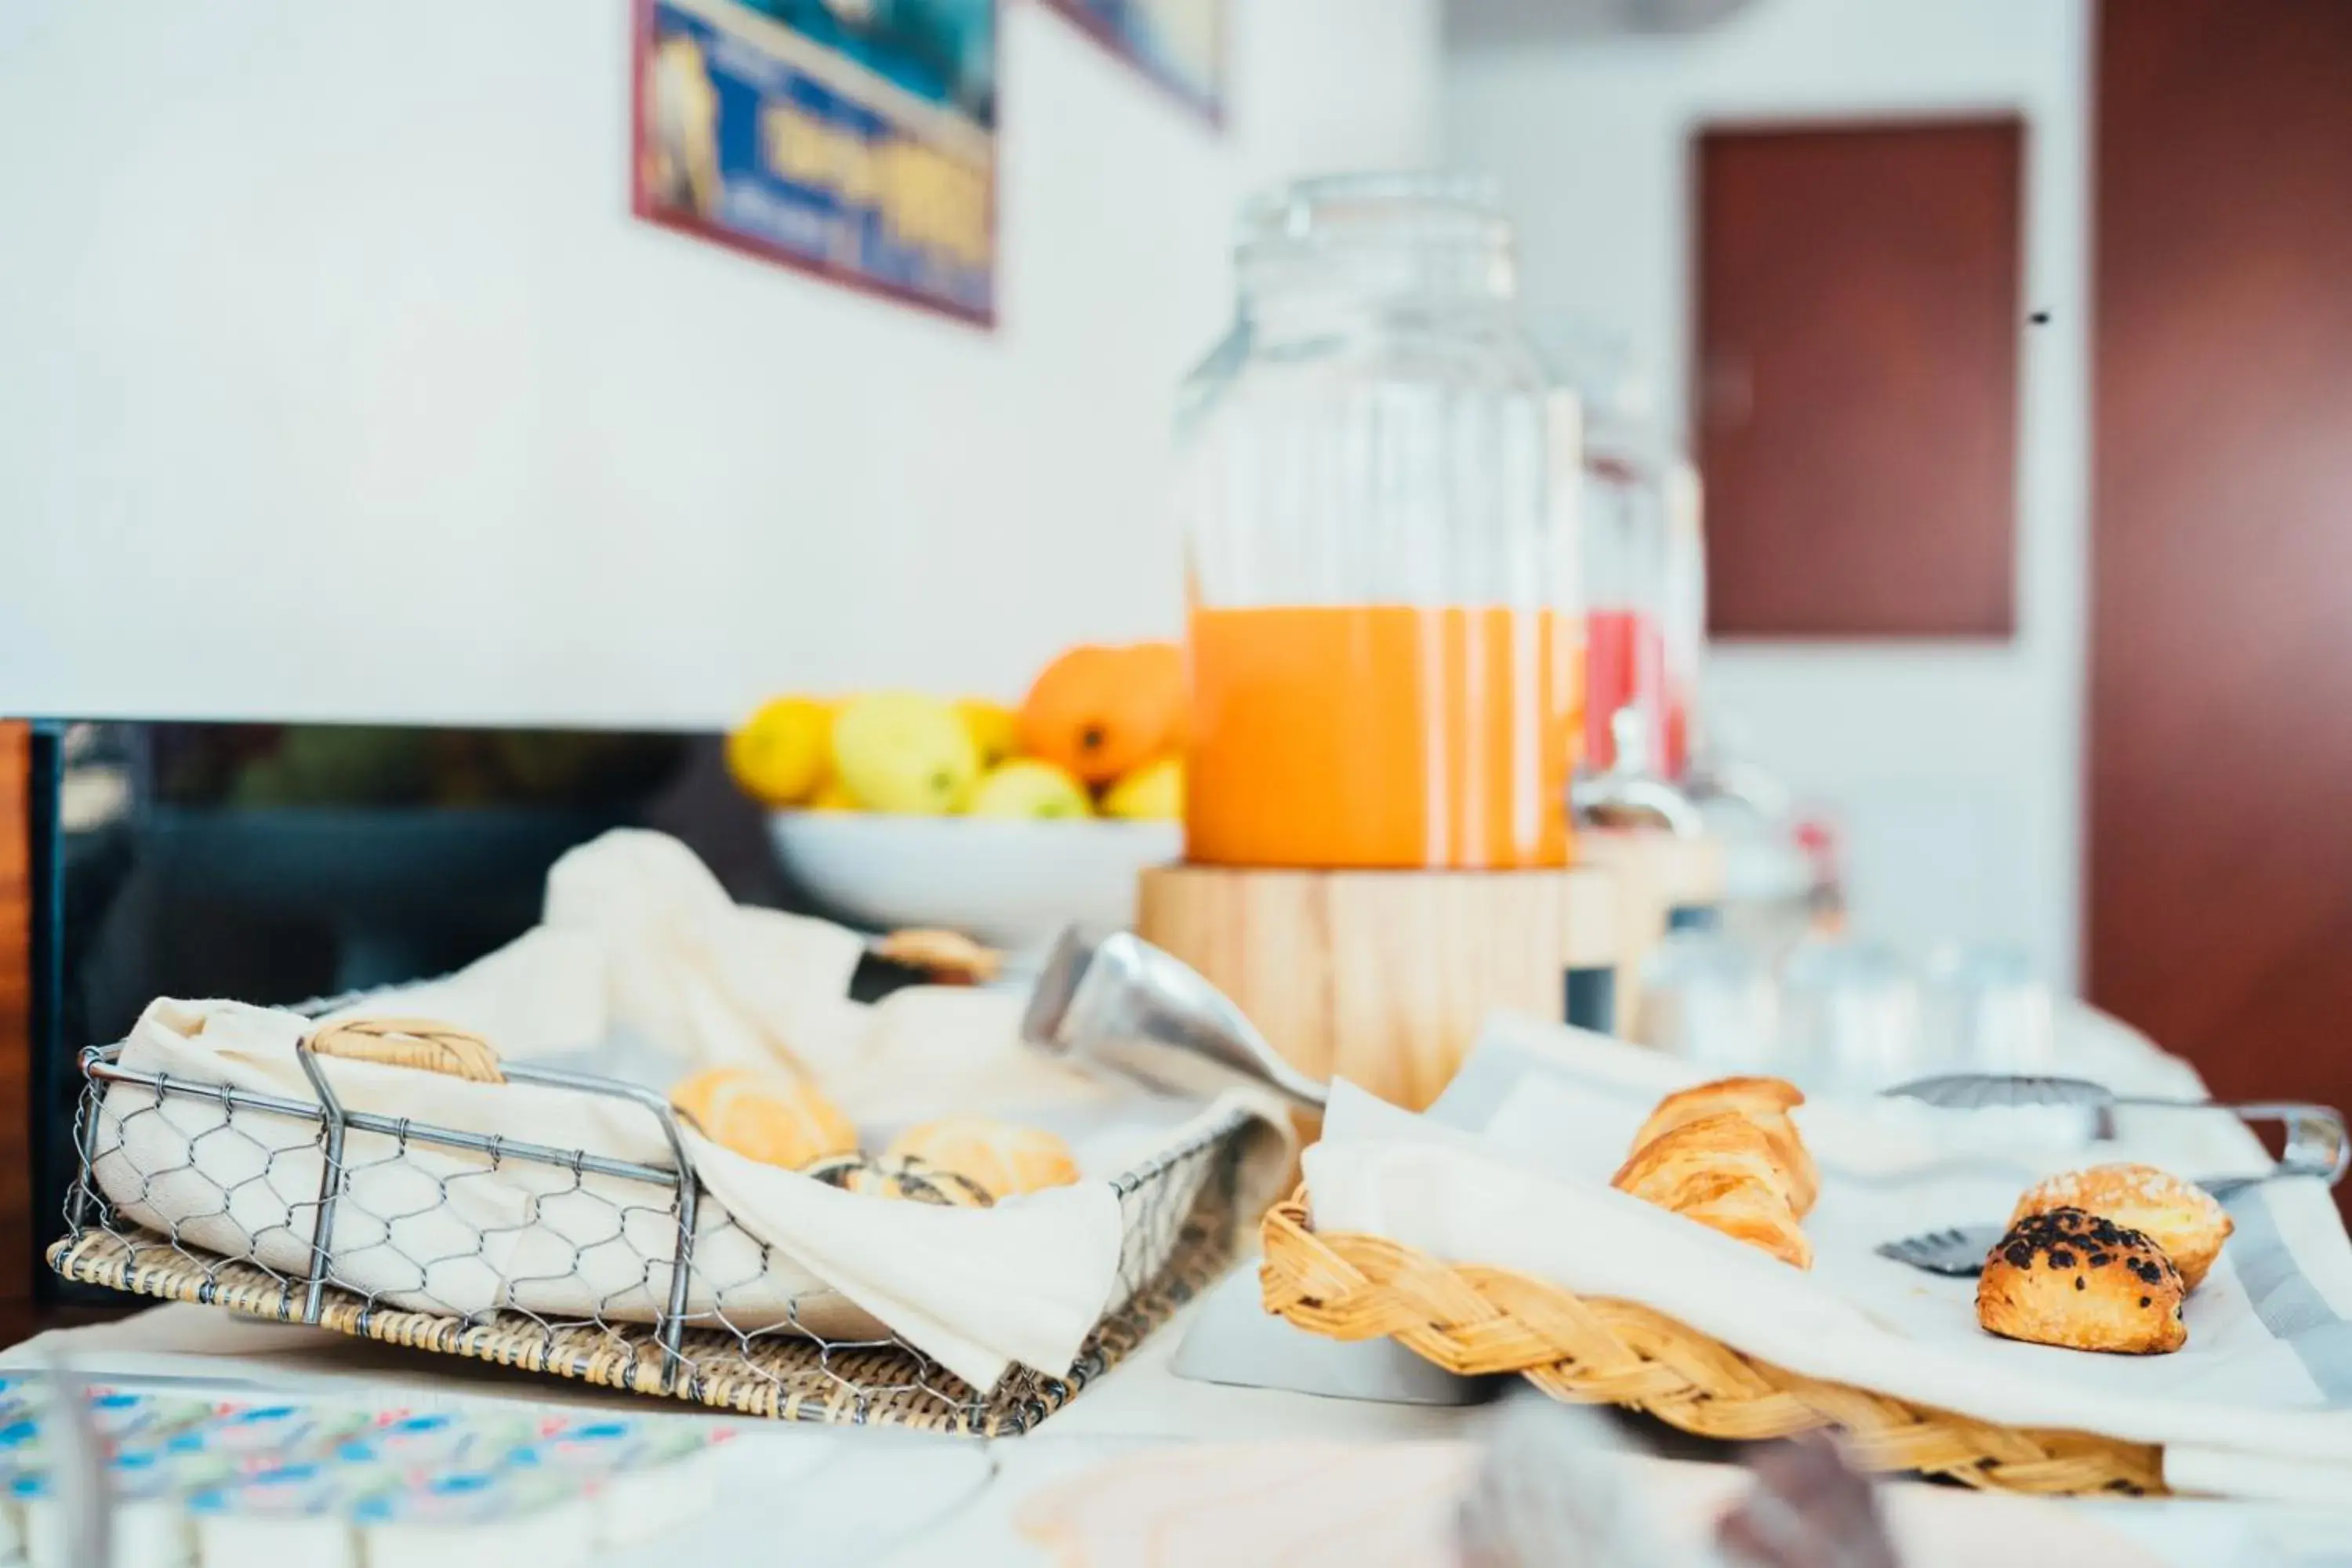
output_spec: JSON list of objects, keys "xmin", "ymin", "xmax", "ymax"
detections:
[
  {"xmin": 1694, "ymin": 121, "xmax": 2023, "ymax": 640},
  {"xmin": 2090, "ymin": 2, "xmax": 2352, "ymax": 1121}
]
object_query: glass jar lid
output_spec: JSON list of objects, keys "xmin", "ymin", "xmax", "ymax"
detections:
[{"xmin": 1235, "ymin": 173, "xmax": 1518, "ymax": 307}]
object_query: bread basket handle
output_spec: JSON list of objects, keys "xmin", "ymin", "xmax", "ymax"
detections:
[{"xmin": 302, "ymin": 1018, "xmax": 505, "ymax": 1084}]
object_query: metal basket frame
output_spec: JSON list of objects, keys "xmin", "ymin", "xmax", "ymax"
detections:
[{"xmin": 57, "ymin": 1037, "xmax": 1249, "ymax": 1426}]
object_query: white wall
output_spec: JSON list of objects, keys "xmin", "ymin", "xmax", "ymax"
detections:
[
  {"xmin": 1446, "ymin": 0, "xmax": 2090, "ymax": 988},
  {"xmin": 0, "ymin": 0, "xmax": 1439, "ymax": 728}
]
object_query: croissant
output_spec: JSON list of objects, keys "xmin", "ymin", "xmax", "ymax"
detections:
[
  {"xmin": 1675, "ymin": 1172, "xmax": 1815, "ymax": 1270},
  {"xmin": 1610, "ymin": 1112, "xmax": 1797, "ymax": 1213},
  {"xmin": 1631, "ymin": 1076, "xmax": 1819, "ymax": 1218},
  {"xmin": 1635, "ymin": 1075, "xmax": 1802, "ymax": 1127},
  {"xmin": 1613, "ymin": 1094, "xmax": 1816, "ymax": 1270}
]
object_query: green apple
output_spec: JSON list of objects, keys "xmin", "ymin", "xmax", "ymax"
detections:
[
  {"xmin": 829, "ymin": 692, "xmax": 979, "ymax": 815},
  {"xmin": 966, "ymin": 759, "xmax": 1093, "ymax": 820}
]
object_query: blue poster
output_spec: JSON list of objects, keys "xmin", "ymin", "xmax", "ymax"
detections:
[
  {"xmin": 635, "ymin": 0, "xmax": 996, "ymax": 324},
  {"xmin": 1042, "ymin": 0, "xmax": 1223, "ymax": 122}
]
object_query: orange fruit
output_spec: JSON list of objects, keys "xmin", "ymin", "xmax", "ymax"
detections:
[
  {"xmin": 1015, "ymin": 642, "xmax": 1184, "ymax": 786},
  {"xmin": 669, "ymin": 1065, "xmax": 857, "ymax": 1170}
]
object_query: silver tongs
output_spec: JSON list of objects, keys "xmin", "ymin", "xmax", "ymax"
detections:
[
  {"xmin": 1021, "ymin": 927, "xmax": 1328, "ymax": 1107},
  {"xmin": 1882, "ymin": 1073, "xmax": 2350, "ymax": 1186}
]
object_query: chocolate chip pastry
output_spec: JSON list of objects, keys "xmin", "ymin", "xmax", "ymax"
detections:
[{"xmin": 1976, "ymin": 1206, "xmax": 2187, "ymax": 1355}]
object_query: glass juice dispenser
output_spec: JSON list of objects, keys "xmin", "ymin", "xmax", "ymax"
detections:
[{"xmin": 1174, "ymin": 176, "xmax": 1581, "ymax": 872}]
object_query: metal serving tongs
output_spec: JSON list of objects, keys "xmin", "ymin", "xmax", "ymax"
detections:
[
  {"xmin": 1020, "ymin": 927, "xmax": 1328, "ymax": 1107},
  {"xmin": 1875, "ymin": 1074, "xmax": 2351, "ymax": 1276}
]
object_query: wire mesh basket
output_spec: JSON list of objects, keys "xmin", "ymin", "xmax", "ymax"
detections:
[{"xmin": 49, "ymin": 1026, "xmax": 1252, "ymax": 1435}]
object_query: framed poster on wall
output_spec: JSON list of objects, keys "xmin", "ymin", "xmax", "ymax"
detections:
[
  {"xmin": 1040, "ymin": 0, "xmax": 1224, "ymax": 123},
  {"xmin": 633, "ymin": 0, "xmax": 996, "ymax": 325}
]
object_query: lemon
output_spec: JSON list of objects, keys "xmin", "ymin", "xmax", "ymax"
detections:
[
  {"xmin": 967, "ymin": 759, "xmax": 1092, "ymax": 819},
  {"xmin": 1102, "ymin": 756, "xmax": 1181, "ymax": 821},
  {"xmin": 830, "ymin": 692, "xmax": 980, "ymax": 815},
  {"xmin": 728, "ymin": 695, "xmax": 834, "ymax": 806},
  {"xmin": 954, "ymin": 698, "xmax": 1022, "ymax": 768}
]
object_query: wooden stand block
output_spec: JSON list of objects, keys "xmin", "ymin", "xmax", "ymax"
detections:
[
  {"xmin": 1137, "ymin": 866, "xmax": 1616, "ymax": 1112},
  {"xmin": 1571, "ymin": 829, "xmax": 1726, "ymax": 1041}
]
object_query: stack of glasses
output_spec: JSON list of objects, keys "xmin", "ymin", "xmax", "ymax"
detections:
[{"xmin": 1635, "ymin": 934, "xmax": 2056, "ymax": 1098}]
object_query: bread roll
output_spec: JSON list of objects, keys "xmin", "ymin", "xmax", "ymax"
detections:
[
  {"xmin": 670, "ymin": 1066, "xmax": 857, "ymax": 1171},
  {"xmin": 884, "ymin": 1116, "xmax": 1081, "ymax": 1200},
  {"xmin": 1976, "ymin": 1207, "xmax": 2186, "ymax": 1355},
  {"xmin": 871, "ymin": 927, "xmax": 1001, "ymax": 985},
  {"xmin": 2009, "ymin": 1163, "xmax": 2232, "ymax": 1290},
  {"xmin": 803, "ymin": 1151, "xmax": 993, "ymax": 1207}
]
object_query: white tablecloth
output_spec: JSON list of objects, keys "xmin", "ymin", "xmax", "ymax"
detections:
[{"xmin": 5, "ymin": 1294, "xmax": 2344, "ymax": 1566}]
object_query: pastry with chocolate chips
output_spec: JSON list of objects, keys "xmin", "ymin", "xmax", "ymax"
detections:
[{"xmin": 1976, "ymin": 1206, "xmax": 2187, "ymax": 1355}]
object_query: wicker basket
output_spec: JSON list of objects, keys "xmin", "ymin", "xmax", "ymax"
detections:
[{"xmin": 1258, "ymin": 1192, "xmax": 2165, "ymax": 1495}]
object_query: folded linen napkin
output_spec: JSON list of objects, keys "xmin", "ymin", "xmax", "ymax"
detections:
[
  {"xmin": 89, "ymin": 831, "xmax": 1294, "ymax": 1392},
  {"xmin": 1305, "ymin": 1014, "xmax": 2352, "ymax": 1496},
  {"xmin": 312, "ymin": 829, "xmax": 869, "ymax": 1073}
]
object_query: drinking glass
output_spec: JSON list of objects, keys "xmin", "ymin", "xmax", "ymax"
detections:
[
  {"xmin": 1920, "ymin": 942, "xmax": 2056, "ymax": 1073},
  {"xmin": 1636, "ymin": 927, "xmax": 1780, "ymax": 1073},
  {"xmin": 1779, "ymin": 940, "xmax": 1918, "ymax": 1094}
]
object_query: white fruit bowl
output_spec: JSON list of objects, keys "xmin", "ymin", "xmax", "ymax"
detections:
[{"xmin": 766, "ymin": 811, "xmax": 1183, "ymax": 956}]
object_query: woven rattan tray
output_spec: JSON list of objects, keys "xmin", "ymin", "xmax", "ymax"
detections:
[{"xmin": 1258, "ymin": 1192, "xmax": 2164, "ymax": 1495}]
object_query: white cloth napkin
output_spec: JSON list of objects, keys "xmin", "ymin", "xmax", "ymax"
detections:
[
  {"xmin": 89, "ymin": 831, "xmax": 1294, "ymax": 1392},
  {"xmin": 320, "ymin": 830, "xmax": 871, "ymax": 1072},
  {"xmin": 1304, "ymin": 1012, "xmax": 2352, "ymax": 1497}
]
